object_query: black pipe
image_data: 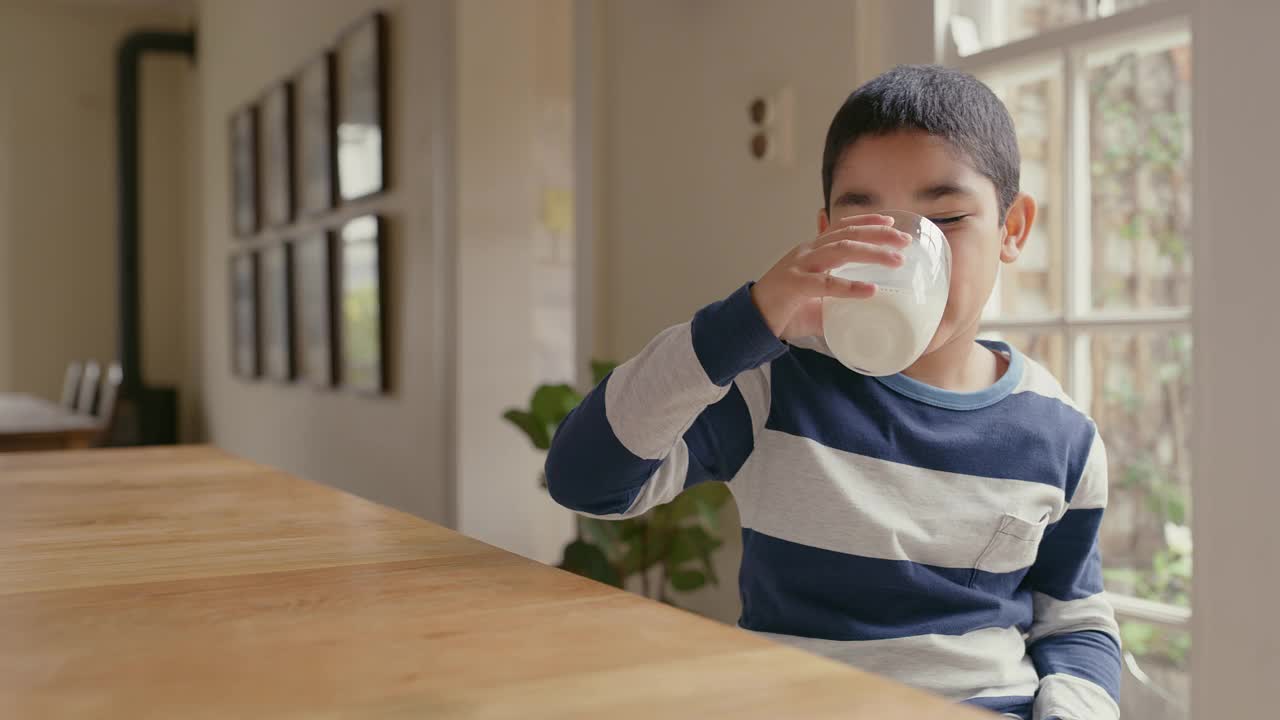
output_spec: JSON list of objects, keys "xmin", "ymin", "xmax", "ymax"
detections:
[{"xmin": 116, "ymin": 30, "xmax": 195, "ymax": 392}]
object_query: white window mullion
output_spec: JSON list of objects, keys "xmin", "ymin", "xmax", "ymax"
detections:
[{"xmin": 1066, "ymin": 43, "xmax": 1092, "ymax": 402}]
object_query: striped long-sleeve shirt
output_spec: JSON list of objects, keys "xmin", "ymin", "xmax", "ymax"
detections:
[{"xmin": 545, "ymin": 283, "xmax": 1121, "ymax": 720}]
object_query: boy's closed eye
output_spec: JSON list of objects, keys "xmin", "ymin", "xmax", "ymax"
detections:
[{"xmin": 928, "ymin": 214, "xmax": 969, "ymax": 226}]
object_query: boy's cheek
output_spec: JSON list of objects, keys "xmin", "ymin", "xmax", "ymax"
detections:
[{"xmin": 932, "ymin": 273, "xmax": 989, "ymax": 343}]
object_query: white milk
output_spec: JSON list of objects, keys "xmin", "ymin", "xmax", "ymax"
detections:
[{"xmin": 822, "ymin": 285, "xmax": 947, "ymax": 377}]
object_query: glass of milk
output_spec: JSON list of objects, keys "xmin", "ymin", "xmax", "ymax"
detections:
[{"xmin": 821, "ymin": 210, "xmax": 951, "ymax": 376}]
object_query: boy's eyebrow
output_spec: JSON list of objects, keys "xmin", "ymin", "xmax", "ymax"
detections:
[
  {"xmin": 915, "ymin": 182, "xmax": 975, "ymax": 201},
  {"xmin": 832, "ymin": 182, "xmax": 979, "ymax": 207},
  {"xmin": 832, "ymin": 191, "xmax": 875, "ymax": 206}
]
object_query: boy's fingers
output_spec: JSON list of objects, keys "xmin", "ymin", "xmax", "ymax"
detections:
[
  {"xmin": 798, "ymin": 272, "xmax": 877, "ymax": 300},
  {"xmin": 812, "ymin": 224, "xmax": 911, "ymax": 250},
  {"xmin": 801, "ymin": 239, "xmax": 905, "ymax": 272},
  {"xmin": 833, "ymin": 213, "xmax": 896, "ymax": 229}
]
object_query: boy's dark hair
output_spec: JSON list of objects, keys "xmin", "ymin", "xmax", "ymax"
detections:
[{"xmin": 822, "ymin": 65, "xmax": 1020, "ymax": 220}]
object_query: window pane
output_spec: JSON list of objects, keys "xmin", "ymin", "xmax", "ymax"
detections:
[
  {"xmin": 1088, "ymin": 38, "xmax": 1192, "ymax": 311},
  {"xmin": 985, "ymin": 69, "xmax": 1064, "ymax": 319},
  {"xmin": 979, "ymin": 330, "xmax": 1066, "ymax": 380},
  {"xmin": 946, "ymin": 1, "xmax": 1159, "ymax": 57},
  {"xmin": 947, "ymin": 0, "xmax": 1085, "ymax": 56},
  {"xmin": 1090, "ymin": 329, "xmax": 1192, "ymax": 715},
  {"xmin": 1089, "ymin": 328, "xmax": 1191, "ymax": 600},
  {"xmin": 1119, "ymin": 623, "xmax": 1190, "ymax": 719}
]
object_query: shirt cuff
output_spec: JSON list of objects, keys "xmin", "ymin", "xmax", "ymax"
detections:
[{"xmin": 690, "ymin": 282, "xmax": 788, "ymax": 386}]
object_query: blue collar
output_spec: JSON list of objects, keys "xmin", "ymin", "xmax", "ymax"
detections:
[{"xmin": 873, "ymin": 339, "xmax": 1024, "ymax": 411}]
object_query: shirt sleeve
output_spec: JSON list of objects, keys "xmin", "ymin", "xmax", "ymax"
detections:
[
  {"xmin": 544, "ymin": 283, "xmax": 785, "ymax": 518},
  {"xmin": 1024, "ymin": 428, "xmax": 1122, "ymax": 720}
]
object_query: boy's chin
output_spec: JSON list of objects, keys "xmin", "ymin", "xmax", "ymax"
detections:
[
  {"xmin": 922, "ymin": 326, "xmax": 957, "ymax": 356},
  {"xmin": 921, "ymin": 322, "xmax": 971, "ymax": 356}
]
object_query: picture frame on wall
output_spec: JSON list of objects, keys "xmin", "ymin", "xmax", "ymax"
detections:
[
  {"xmin": 260, "ymin": 241, "xmax": 295, "ymax": 382},
  {"xmin": 230, "ymin": 251, "xmax": 260, "ymax": 378},
  {"xmin": 335, "ymin": 11, "xmax": 387, "ymax": 202},
  {"xmin": 337, "ymin": 214, "xmax": 386, "ymax": 394},
  {"xmin": 260, "ymin": 81, "xmax": 295, "ymax": 228},
  {"xmin": 229, "ymin": 105, "xmax": 259, "ymax": 237},
  {"xmin": 296, "ymin": 51, "xmax": 337, "ymax": 216},
  {"xmin": 294, "ymin": 230, "xmax": 337, "ymax": 387}
]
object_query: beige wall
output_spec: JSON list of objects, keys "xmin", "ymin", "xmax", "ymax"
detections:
[
  {"xmin": 1190, "ymin": 1, "xmax": 1280, "ymax": 715},
  {"xmin": 0, "ymin": 0, "xmax": 192, "ymax": 409},
  {"xmin": 195, "ymin": 0, "xmax": 454, "ymax": 521}
]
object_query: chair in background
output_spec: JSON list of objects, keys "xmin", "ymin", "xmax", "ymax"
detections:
[
  {"xmin": 60, "ymin": 361, "xmax": 83, "ymax": 409},
  {"xmin": 94, "ymin": 364, "xmax": 124, "ymax": 446},
  {"xmin": 75, "ymin": 361, "xmax": 101, "ymax": 416}
]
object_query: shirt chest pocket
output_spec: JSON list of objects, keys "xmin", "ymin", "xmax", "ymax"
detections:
[{"xmin": 968, "ymin": 511, "xmax": 1050, "ymax": 587}]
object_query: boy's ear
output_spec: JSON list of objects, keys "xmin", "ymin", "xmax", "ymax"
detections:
[
  {"xmin": 1000, "ymin": 193, "xmax": 1037, "ymax": 264},
  {"xmin": 817, "ymin": 208, "xmax": 830, "ymax": 233}
]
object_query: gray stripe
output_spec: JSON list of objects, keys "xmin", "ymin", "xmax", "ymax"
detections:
[
  {"xmin": 1070, "ymin": 430, "xmax": 1108, "ymax": 510},
  {"xmin": 747, "ymin": 625, "xmax": 1039, "ymax": 701},
  {"xmin": 733, "ymin": 364, "xmax": 772, "ymax": 438},
  {"xmin": 605, "ymin": 323, "xmax": 727, "ymax": 460},
  {"xmin": 1028, "ymin": 592, "xmax": 1119, "ymax": 645},
  {"xmin": 737, "ymin": 430, "xmax": 1065, "ymax": 571}
]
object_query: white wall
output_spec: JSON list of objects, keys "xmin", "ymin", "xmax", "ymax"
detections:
[
  {"xmin": 195, "ymin": 0, "xmax": 454, "ymax": 521},
  {"xmin": 1190, "ymin": 1, "xmax": 1280, "ymax": 716},
  {"xmin": 454, "ymin": 0, "xmax": 577, "ymax": 563},
  {"xmin": 0, "ymin": 0, "xmax": 192, "ymax": 410}
]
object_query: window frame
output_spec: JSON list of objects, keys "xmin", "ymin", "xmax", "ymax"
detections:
[{"xmin": 935, "ymin": 0, "xmax": 1194, "ymax": 631}]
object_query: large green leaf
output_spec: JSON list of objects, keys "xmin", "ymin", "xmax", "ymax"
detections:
[
  {"xmin": 502, "ymin": 409, "xmax": 551, "ymax": 450},
  {"xmin": 616, "ymin": 519, "xmax": 644, "ymax": 573},
  {"xmin": 665, "ymin": 526, "xmax": 721, "ymax": 566},
  {"xmin": 579, "ymin": 517, "xmax": 621, "ymax": 555},
  {"xmin": 618, "ymin": 518, "xmax": 647, "ymax": 541},
  {"xmin": 618, "ymin": 521, "xmax": 669, "ymax": 576},
  {"xmin": 701, "ymin": 552, "xmax": 719, "ymax": 585},
  {"xmin": 531, "ymin": 384, "xmax": 582, "ymax": 426},
  {"xmin": 694, "ymin": 481, "xmax": 732, "ymax": 509},
  {"xmin": 619, "ymin": 540, "xmax": 646, "ymax": 576},
  {"xmin": 668, "ymin": 483, "xmax": 731, "ymax": 524},
  {"xmin": 1119, "ymin": 620, "xmax": 1155, "ymax": 656},
  {"xmin": 666, "ymin": 488, "xmax": 701, "ymax": 522},
  {"xmin": 693, "ymin": 496, "xmax": 719, "ymax": 533},
  {"xmin": 560, "ymin": 540, "xmax": 621, "ymax": 588},
  {"xmin": 669, "ymin": 569, "xmax": 707, "ymax": 592}
]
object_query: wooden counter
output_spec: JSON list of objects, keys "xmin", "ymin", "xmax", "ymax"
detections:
[{"xmin": 0, "ymin": 446, "xmax": 992, "ymax": 719}]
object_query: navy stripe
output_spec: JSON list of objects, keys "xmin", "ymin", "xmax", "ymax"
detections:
[
  {"xmin": 1024, "ymin": 508, "xmax": 1105, "ymax": 601},
  {"xmin": 682, "ymin": 382, "xmax": 754, "ymax": 487},
  {"xmin": 690, "ymin": 283, "xmax": 787, "ymax": 387},
  {"xmin": 545, "ymin": 372, "xmax": 657, "ymax": 515},
  {"xmin": 963, "ymin": 695, "xmax": 1032, "ymax": 719},
  {"xmin": 738, "ymin": 528, "xmax": 1033, "ymax": 641},
  {"xmin": 1064, "ymin": 430, "xmax": 1097, "ymax": 503},
  {"xmin": 1029, "ymin": 630, "xmax": 1122, "ymax": 702},
  {"xmin": 766, "ymin": 347, "xmax": 1095, "ymax": 490}
]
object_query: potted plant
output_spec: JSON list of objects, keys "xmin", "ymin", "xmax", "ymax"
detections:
[{"xmin": 504, "ymin": 361, "xmax": 731, "ymax": 603}]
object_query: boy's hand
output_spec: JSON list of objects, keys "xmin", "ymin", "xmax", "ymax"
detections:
[{"xmin": 751, "ymin": 214, "xmax": 910, "ymax": 341}]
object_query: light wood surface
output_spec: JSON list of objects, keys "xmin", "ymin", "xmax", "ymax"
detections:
[
  {"xmin": 0, "ymin": 393, "xmax": 100, "ymax": 452},
  {"xmin": 0, "ymin": 446, "xmax": 994, "ymax": 719}
]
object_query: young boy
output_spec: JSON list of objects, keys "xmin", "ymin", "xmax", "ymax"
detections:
[{"xmin": 545, "ymin": 65, "xmax": 1119, "ymax": 720}]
